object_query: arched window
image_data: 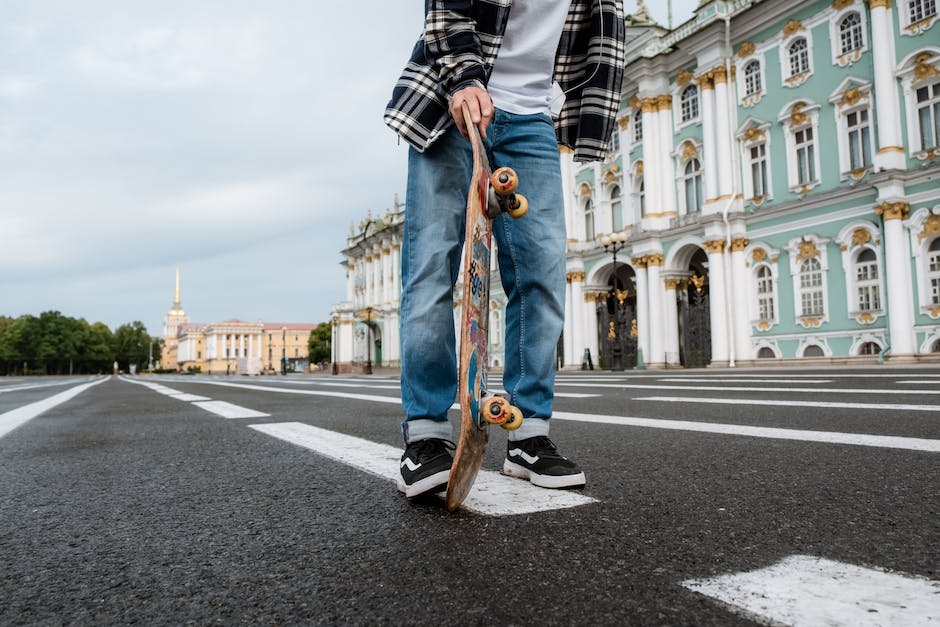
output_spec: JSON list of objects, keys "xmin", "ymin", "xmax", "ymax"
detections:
[
  {"xmin": 757, "ymin": 346, "xmax": 776, "ymax": 359},
  {"xmin": 584, "ymin": 198, "xmax": 595, "ymax": 241},
  {"xmin": 803, "ymin": 344, "xmax": 825, "ymax": 357},
  {"xmin": 858, "ymin": 341, "xmax": 881, "ymax": 355},
  {"xmin": 744, "ymin": 60, "xmax": 762, "ymax": 96},
  {"xmin": 854, "ymin": 248, "xmax": 881, "ymax": 312},
  {"xmin": 839, "ymin": 13, "xmax": 864, "ymax": 54},
  {"xmin": 928, "ymin": 237, "xmax": 940, "ymax": 306},
  {"xmin": 799, "ymin": 258, "xmax": 824, "ymax": 316},
  {"xmin": 788, "ymin": 38, "xmax": 810, "ymax": 77},
  {"xmin": 756, "ymin": 265, "xmax": 775, "ymax": 321},
  {"xmin": 680, "ymin": 85, "xmax": 700, "ymax": 122},
  {"xmin": 909, "ymin": 0, "xmax": 938, "ymax": 23},
  {"xmin": 610, "ymin": 186, "xmax": 623, "ymax": 231},
  {"xmin": 637, "ymin": 179, "xmax": 645, "ymax": 217},
  {"xmin": 682, "ymin": 158, "xmax": 703, "ymax": 214},
  {"xmin": 916, "ymin": 79, "xmax": 940, "ymax": 151}
]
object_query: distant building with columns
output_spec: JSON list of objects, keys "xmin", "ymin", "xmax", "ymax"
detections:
[
  {"xmin": 160, "ymin": 271, "xmax": 317, "ymax": 374},
  {"xmin": 335, "ymin": 0, "xmax": 940, "ymax": 370}
]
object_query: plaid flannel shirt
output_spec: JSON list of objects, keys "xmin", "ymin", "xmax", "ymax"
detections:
[{"xmin": 384, "ymin": 0, "xmax": 626, "ymax": 163}]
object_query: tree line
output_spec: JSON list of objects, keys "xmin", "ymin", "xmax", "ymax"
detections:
[{"xmin": 0, "ymin": 311, "xmax": 161, "ymax": 375}]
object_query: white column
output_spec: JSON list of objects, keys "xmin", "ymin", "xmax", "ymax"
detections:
[
  {"xmin": 564, "ymin": 277, "xmax": 575, "ymax": 367},
  {"xmin": 704, "ymin": 239, "xmax": 730, "ymax": 365},
  {"xmin": 641, "ymin": 99, "xmax": 660, "ymax": 218},
  {"xmin": 700, "ymin": 75, "xmax": 718, "ymax": 203},
  {"xmin": 570, "ymin": 272, "xmax": 586, "ymax": 365},
  {"xmin": 632, "ymin": 258, "xmax": 650, "ymax": 362},
  {"xmin": 730, "ymin": 237, "xmax": 752, "ymax": 362},
  {"xmin": 657, "ymin": 98, "xmax": 677, "ymax": 218},
  {"xmin": 713, "ymin": 67, "xmax": 734, "ymax": 199},
  {"xmin": 646, "ymin": 254, "xmax": 665, "ymax": 367},
  {"xmin": 585, "ymin": 292, "xmax": 599, "ymax": 367},
  {"xmin": 869, "ymin": 3, "xmax": 906, "ymax": 171},
  {"xmin": 663, "ymin": 278, "xmax": 681, "ymax": 366},
  {"xmin": 877, "ymin": 202, "xmax": 916, "ymax": 355}
]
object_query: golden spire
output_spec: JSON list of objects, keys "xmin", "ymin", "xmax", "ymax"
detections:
[{"xmin": 173, "ymin": 266, "xmax": 181, "ymax": 307}]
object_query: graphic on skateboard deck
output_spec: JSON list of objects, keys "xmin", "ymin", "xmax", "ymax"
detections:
[{"xmin": 445, "ymin": 104, "xmax": 528, "ymax": 512}]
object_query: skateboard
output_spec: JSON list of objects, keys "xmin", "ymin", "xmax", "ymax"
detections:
[{"xmin": 445, "ymin": 104, "xmax": 528, "ymax": 512}]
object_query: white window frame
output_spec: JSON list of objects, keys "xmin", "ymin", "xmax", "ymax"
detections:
[
  {"xmin": 788, "ymin": 234, "xmax": 830, "ymax": 327},
  {"xmin": 779, "ymin": 101, "xmax": 822, "ymax": 193},
  {"xmin": 632, "ymin": 163, "xmax": 645, "ymax": 223},
  {"xmin": 905, "ymin": 207, "xmax": 940, "ymax": 318},
  {"xmin": 829, "ymin": 7, "xmax": 868, "ymax": 67},
  {"xmin": 898, "ymin": 49, "xmax": 940, "ymax": 161},
  {"xmin": 631, "ymin": 109, "xmax": 643, "ymax": 147},
  {"xmin": 583, "ymin": 197, "xmax": 595, "ymax": 242},
  {"xmin": 828, "ymin": 79, "xmax": 875, "ymax": 180},
  {"xmin": 677, "ymin": 85, "xmax": 701, "ymax": 127},
  {"xmin": 609, "ymin": 184, "xmax": 623, "ymax": 231},
  {"xmin": 900, "ymin": 0, "xmax": 939, "ymax": 35},
  {"xmin": 797, "ymin": 337, "xmax": 832, "ymax": 358},
  {"xmin": 745, "ymin": 242, "xmax": 781, "ymax": 331},
  {"xmin": 737, "ymin": 119, "xmax": 774, "ymax": 205},
  {"xmin": 837, "ymin": 221, "xmax": 885, "ymax": 324},
  {"xmin": 780, "ymin": 32, "xmax": 814, "ymax": 87}
]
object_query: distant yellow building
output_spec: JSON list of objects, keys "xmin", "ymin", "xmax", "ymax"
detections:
[{"xmin": 160, "ymin": 271, "xmax": 317, "ymax": 374}]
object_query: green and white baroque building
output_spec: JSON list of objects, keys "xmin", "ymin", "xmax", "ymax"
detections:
[{"xmin": 332, "ymin": 0, "xmax": 940, "ymax": 372}]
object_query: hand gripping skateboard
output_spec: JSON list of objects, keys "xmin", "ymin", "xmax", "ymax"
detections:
[{"xmin": 445, "ymin": 104, "xmax": 528, "ymax": 512}]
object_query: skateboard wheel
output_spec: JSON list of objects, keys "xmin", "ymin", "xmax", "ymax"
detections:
[
  {"xmin": 500, "ymin": 406, "xmax": 524, "ymax": 431},
  {"xmin": 491, "ymin": 167, "xmax": 519, "ymax": 195},
  {"xmin": 506, "ymin": 194, "xmax": 528, "ymax": 219},
  {"xmin": 481, "ymin": 396, "xmax": 511, "ymax": 425}
]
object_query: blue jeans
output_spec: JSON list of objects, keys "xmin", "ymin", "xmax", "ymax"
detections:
[{"xmin": 400, "ymin": 109, "xmax": 565, "ymax": 444}]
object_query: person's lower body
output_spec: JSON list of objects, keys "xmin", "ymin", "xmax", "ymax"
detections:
[{"xmin": 397, "ymin": 109, "xmax": 584, "ymax": 495}]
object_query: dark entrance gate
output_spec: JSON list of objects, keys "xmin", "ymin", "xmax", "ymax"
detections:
[
  {"xmin": 678, "ymin": 249, "xmax": 711, "ymax": 368},
  {"xmin": 597, "ymin": 266, "xmax": 637, "ymax": 370}
]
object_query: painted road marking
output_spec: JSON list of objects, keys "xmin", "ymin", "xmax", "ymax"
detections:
[
  {"xmin": 682, "ymin": 555, "xmax": 940, "ymax": 626},
  {"xmin": 167, "ymin": 393, "xmax": 212, "ymax": 402},
  {"xmin": 556, "ymin": 382, "xmax": 940, "ymax": 395},
  {"xmin": 551, "ymin": 411, "xmax": 940, "ymax": 453},
  {"xmin": 656, "ymin": 378, "xmax": 832, "ymax": 384},
  {"xmin": 248, "ymin": 422, "xmax": 597, "ymax": 516},
  {"xmin": 637, "ymin": 396, "xmax": 940, "ymax": 413},
  {"xmin": 0, "ymin": 377, "xmax": 109, "ymax": 438},
  {"xmin": 0, "ymin": 378, "xmax": 98, "ymax": 395},
  {"xmin": 193, "ymin": 401, "xmax": 269, "ymax": 419}
]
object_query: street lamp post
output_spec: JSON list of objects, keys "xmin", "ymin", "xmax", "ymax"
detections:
[
  {"xmin": 602, "ymin": 232, "xmax": 629, "ymax": 371},
  {"xmin": 281, "ymin": 327, "xmax": 287, "ymax": 375},
  {"xmin": 364, "ymin": 307, "xmax": 373, "ymax": 375}
]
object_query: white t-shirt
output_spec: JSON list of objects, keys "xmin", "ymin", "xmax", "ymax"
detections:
[{"xmin": 487, "ymin": 0, "xmax": 572, "ymax": 115}]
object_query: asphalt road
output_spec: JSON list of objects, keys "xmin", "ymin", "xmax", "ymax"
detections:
[{"xmin": 1, "ymin": 368, "xmax": 938, "ymax": 625}]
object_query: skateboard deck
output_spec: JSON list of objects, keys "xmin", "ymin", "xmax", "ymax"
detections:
[{"xmin": 445, "ymin": 104, "xmax": 526, "ymax": 512}]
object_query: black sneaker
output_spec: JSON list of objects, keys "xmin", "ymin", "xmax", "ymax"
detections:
[
  {"xmin": 503, "ymin": 436, "xmax": 586, "ymax": 489},
  {"xmin": 397, "ymin": 438, "xmax": 454, "ymax": 498}
]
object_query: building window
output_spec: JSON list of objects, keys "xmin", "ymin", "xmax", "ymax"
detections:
[
  {"xmin": 929, "ymin": 237, "xmax": 940, "ymax": 305},
  {"xmin": 839, "ymin": 13, "xmax": 864, "ymax": 54},
  {"xmin": 756, "ymin": 265, "xmax": 776, "ymax": 321},
  {"xmin": 858, "ymin": 341, "xmax": 881, "ymax": 356},
  {"xmin": 744, "ymin": 60, "xmax": 762, "ymax": 96},
  {"xmin": 584, "ymin": 198, "xmax": 595, "ymax": 241},
  {"xmin": 637, "ymin": 179, "xmax": 645, "ymax": 217},
  {"xmin": 795, "ymin": 126, "xmax": 817, "ymax": 185},
  {"xmin": 916, "ymin": 81, "xmax": 940, "ymax": 151},
  {"xmin": 847, "ymin": 109, "xmax": 873, "ymax": 171},
  {"xmin": 680, "ymin": 85, "xmax": 700, "ymax": 122},
  {"xmin": 910, "ymin": 0, "xmax": 938, "ymax": 23},
  {"xmin": 750, "ymin": 142, "xmax": 769, "ymax": 200},
  {"xmin": 803, "ymin": 344, "xmax": 825, "ymax": 357},
  {"xmin": 854, "ymin": 248, "xmax": 881, "ymax": 312},
  {"xmin": 799, "ymin": 258, "xmax": 825, "ymax": 316},
  {"xmin": 633, "ymin": 110, "xmax": 643, "ymax": 144},
  {"xmin": 610, "ymin": 186, "xmax": 623, "ymax": 231},
  {"xmin": 788, "ymin": 38, "xmax": 810, "ymax": 77},
  {"xmin": 757, "ymin": 347, "xmax": 776, "ymax": 358},
  {"xmin": 682, "ymin": 159, "xmax": 703, "ymax": 214},
  {"xmin": 609, "ymin": 128, "xmax": 620, "ymax": 153}
]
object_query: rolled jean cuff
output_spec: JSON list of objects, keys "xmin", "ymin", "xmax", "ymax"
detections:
[
  {"xmin": 403, "ymin": 418, "xmax": 452, "ymax": 444},
  {"xmin": 506, "ymin": 417, "xmax": 550, "ymax": 442}
]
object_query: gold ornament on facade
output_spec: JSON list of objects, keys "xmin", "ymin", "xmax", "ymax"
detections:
[
  {"xmin": 711, "ymin": 66, "xmax": 728, "ymax": 85},
  {"xmin": 731, "ymin": 238, "xmax": 750, "ymax": 252},
  {"xmin": 697, "ymin": 71, "xmax": 714, "ymax": 90},
  {"xmin": 918, "ymin": 214, "xmax": 940, "ymax": 243},
  {"xmin": 664, "ymin": 277, "xmax": 682, "ymax": 290},
  {"xmin": 631, "ymin": 256, "xmax": 648, "ymax": 268},
  {"xmin": 656, "ymin": 94, "xmax": 673, "ymax": 110},
  {"xmin": 857, "ymin": 312, "xmax": 875, "ymax": 324},
  {"xmin": 702, "ymin": 239, "xmax": 726, "ymax": 254},
  {"xmin": 615, "ymin": 288, "xmax": 630, "ymax": 305},
  {"xmin": 832, "ymin": 0, "xmax": 854, "ymax": 9},
  {"xmin": 676, "ymin": 70, "xmax": 694, "ymax": 87},
  {"xmin": 641, "ymin": 97, "xmax": 658, "ymax": 113},
  {"xmin": 690, "ymin": 274, "xmax": 706, "ymax": 293},
  {"xmin": 874, "ymin": 201, "xmax": 910, "ymax": 221},
  {"xmin": 796, "ymin": 239, "xmax": 820, "ymax": 261},
  {"xmin": 930, "ymin": 306, "xmax": 940, "ymax": 318},
  {"xmin": 630, "ymin": 319, "xmax": 639, "ymax": 338},
  {"xmin": 628, "ymin": 95, "xmax": 641, "ymax": 110},
  {"xmin": 757, "ymin": 320, "xmax": 771, "ymax": 331},
  {"xmin": 682, "ymin": 141, "xmax": 698, "ymax": 159},
  {"xmin": 851, "ymin": 228, "xmax": 872, "ymax": 246},
  {"xmin": 752, "ymin": 248, "xmax": 768, "ymax": 262},
  {"xmin": 744, "ymin": 127, "xmax": 766, "ymax": 143},
  {"xmin": 646, "ymin": 253, "xmax": 664, "ymax": 266},
  {"xmin": 839, "ymin": 88, "xmax": 867, "ymax": 108},
  {"xmin": 738, "ymin": 41, "xmax": 756, "ymax": 58},
  {"xmin": 783, "ymin": 19, "xmax": 804, "ymax": 38},
  {"xmin": 608, "ymin": 321, "xmax": 617, "ymax": 339},
  {"xmin": 635, "ymin": 161, "xmax": 644, "ymax": 176},
  {"xmin": 868, "ymin": 0, "xmax": 891, "ymax": 9},
  {"xmin": 789, "ymin": 102, "xmax": 808, "ymax": 128},
  {"xmin": 913, "ymin": 54, "xmax": 940, "ymax": 85},
  {"xmin": 617, "ymin": 116, "xmax": 630, "ymax": 131},
  {"xmin": 801, "ymin": 317, "xmax": 823, "ymax": 328},
  {"xmin": 567, "ymin": 271, "xmax": 586, "ymax": 283}
]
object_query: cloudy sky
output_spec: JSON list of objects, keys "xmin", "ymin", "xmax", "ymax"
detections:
[{"xmin": 1, "ymin": 0, "xmax": 696, "ymax": 336}]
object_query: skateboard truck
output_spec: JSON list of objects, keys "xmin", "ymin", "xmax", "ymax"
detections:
[
  {"xmin": 480, "ymin": 395, "xmax": 524, "ymax": 431},
  {"xmin": 486, "ymin": 167, "xmax": 528, "ymax": 220}
]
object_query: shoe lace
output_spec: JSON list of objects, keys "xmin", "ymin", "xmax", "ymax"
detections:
[
  {"xmin": 412, "ymin": 438, "xmax": 455, "ymax": 460},
  {"xmin": 527, "ymin": 436, "xmax": 564, "ymax": 459}
]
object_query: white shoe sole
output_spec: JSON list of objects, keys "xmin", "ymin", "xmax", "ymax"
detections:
[
  {"xmin": 397, "ymin": 469, "xmax": 450, "ymax": 498},
  {"xmin": 502, "ymin": 459, "xmax": 586, "ymax": 489}
]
